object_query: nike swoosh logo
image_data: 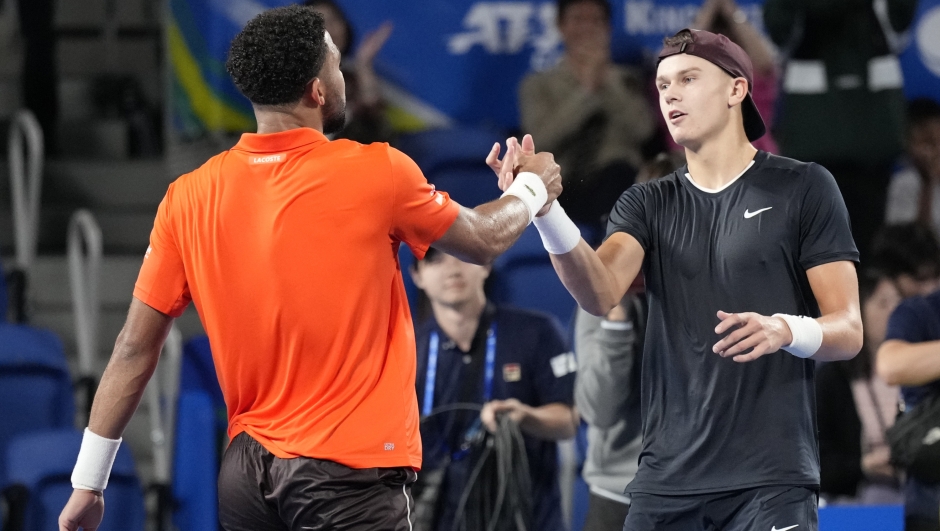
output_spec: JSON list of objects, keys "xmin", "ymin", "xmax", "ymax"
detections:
[
  {"xmin": 744, "ymin": 207, "xmax": 773, "ymax": 219},
  {"xmin": 771, "ymin": 525, "xmax": 799, "ymax": 531}
]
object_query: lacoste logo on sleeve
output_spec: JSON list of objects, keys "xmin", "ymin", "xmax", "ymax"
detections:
[
  {"xmin": 744, "ymin": 207, "xmax": 773, "ymax": 219},
  {"xmin": 523, "ymin": 184, "xmax": 537, "ymax": 197}
]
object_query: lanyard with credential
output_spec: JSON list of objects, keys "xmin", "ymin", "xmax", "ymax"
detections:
[{"xmin": 422, "ymin": 324, "xmax": 497, "ymax": 417}]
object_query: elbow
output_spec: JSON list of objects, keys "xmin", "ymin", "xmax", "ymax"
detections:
[{"xmin": 875, "ymin": 348, "xmax": 904, "ymax": 386}]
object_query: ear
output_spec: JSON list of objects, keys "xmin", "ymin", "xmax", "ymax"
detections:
[
  {"xmin": 309, "ymin": 77, "xmax": 326, "ymax": 107},
  {"xmin": 409, "ymin": 265, "xmax": 425, "ymax": 290},
  {"xmin": 728, "ymin": 77, "xmax": 749, "ymax": 107}
]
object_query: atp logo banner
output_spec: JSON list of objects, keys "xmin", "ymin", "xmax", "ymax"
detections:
[{"xmin": 336, "ymin": 0, "xmax": 764, "ymax": 130}]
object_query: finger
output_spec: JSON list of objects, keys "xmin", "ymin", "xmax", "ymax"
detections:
[
  {"xmin": 719, "ymin": 331, "xmax": 764, "ymax": 358},
  {"xmin": 732, "ymin": 343, "xmax": 771, "ymax": 363},
  {"xmin": 485, "ymin": 142, "xmax": 501, "ymax": 173},
  {"xmin": 521, "ymin": 134, "xmax": 535, "ymax": 155},
  {"xmin": 713, "ymin": 319, "xmax": 760, "ymax": 353},
  {"xmin": 498, "ymin": 142, "xmax": 516, "ymax": 191},
  {"xmin": 714, "ymin": 312, "xmax": 744, "ymax": 335}
]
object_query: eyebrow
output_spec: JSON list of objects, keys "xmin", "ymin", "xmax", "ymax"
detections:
[{"xmin": 655, "ymin": 67, "xmax": 702, "ymax": 83}]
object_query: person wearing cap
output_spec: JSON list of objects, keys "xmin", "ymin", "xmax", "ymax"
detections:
[{"xmin": 513, "ymin": 28, "xmax": 862, "ymax": 530}]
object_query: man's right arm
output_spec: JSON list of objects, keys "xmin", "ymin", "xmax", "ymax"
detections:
[
  {"xmin": 433, "ymin": 144, "xmax": 562, "ymax": 265},
  {"xmin": 549, "ymin": 233, "xmax": 645, "ymax": 316}
]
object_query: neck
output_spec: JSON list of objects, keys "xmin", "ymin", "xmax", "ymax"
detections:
[
  {"xmin": 430, "ymin": 295, "xmax": 487, "ymax": 352},
  {"xmin": 684, "ymin": 131, "xmax": 758, "ymax": 190},
  {"xmin": 254, "ymin": 105, "xmax": 323, "ymax": 135}
]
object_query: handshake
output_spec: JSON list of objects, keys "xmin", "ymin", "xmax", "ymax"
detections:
[{"xmin": 484, "ymin": 134, "xmax": 563, "ymax": 219}]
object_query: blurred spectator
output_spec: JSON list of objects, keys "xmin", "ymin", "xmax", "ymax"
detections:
[
  {"xmin": 573, "ymin": 153, "xmax": 679, "ymax": 530},
  {"xmin": 304, "ymin": 0, "xmax": 395, "ymax": 144},
  {"xmin": 868, "ymin": 223, "xmax": 940, "ymax": 299},
  {"xmin": 691, "ymin": 0, "xmax": 778, "ymax": 153},
  {"xmin": 817, "ymin": 269, "xmax": 903, "ymax": 505},
  {"xmin": 575, "ymin": 296, "xmax": 643, "ymax": 531},
  {"xmin": 886, "ymin": 98, "xmax": 940, "ymax": 235},
  {"xmin": 764, "ymin": 0, "xmax": 918, "ymax": 260},
  {"xmin": 519, "ymin": 0, "xmax": 654, "ymax": 228},
  {"xmin": 410, "ymin": 249, "xmax": 576, "ymax": 531},
  {"xmin": 877, "ymin": 287, "xmax": 940, "ymax": 531}
]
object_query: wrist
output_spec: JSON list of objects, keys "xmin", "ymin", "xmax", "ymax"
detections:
[
  {"xmin": 71, "ymin": 428, "xmax": 122, "ymax": 492},
  {"xmin": 533, "ymin": 201, "xmax": 581, "ymax": 254},
  {"xmin": 773, "ymin": 314, "xmax": 822, "ymax": 359},
  {"xmin": 502, "ymin": 172, "xmax": 548, "ymax": 224}
]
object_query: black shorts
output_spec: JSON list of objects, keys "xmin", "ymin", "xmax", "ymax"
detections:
[
  {"xmin": 623, "ymin": 486, "xmax": 818, "ymax": 531},
  {"xmin": 218, "ymin": 432, "xmax": 417, "ymax": 531}
]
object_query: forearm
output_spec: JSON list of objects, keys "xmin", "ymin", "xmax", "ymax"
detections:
[
  {"xmin": 519, "ymin": 403, "xmax": 577, "ymax": 440},
  {"xmin": 87, "ymin": 332, "xmax": 162, "ymax": 439},
  {"xmin": 550, "ymin": 240, "xmax": 635, "ymax": 316},
  {"xmin": 877, "ymin": 340, "xmax": 940, "ymax": 386},
  {"xmin": 810, "ymin": 309, "xmax": 863, "ymax": 361},
  {"xmin": 85, "ymin": 298, "xmax": 173, "ymax": 439},
  {"xmin": 434, "ymin": 200, "xmax": 530, "ymax": 265},
  {"xmin": 726, "ymin": 23, "xmax": 777, "ymax": 74}
]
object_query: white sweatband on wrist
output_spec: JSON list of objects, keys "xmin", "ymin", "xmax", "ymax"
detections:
[
  {"xmin": 533, "ymin": 200, "xmax": 581, "ymax": 255},
  {"xmin": 773, "ymin": 314, "xmax": 823, "ymax": 359},
  {"xmin": 501, "ymin": 172, "xmax": 548, "ymax": 224},
  {"xmin": 71, "ymin": 428, "xmax": 122, "ymax": 492}
]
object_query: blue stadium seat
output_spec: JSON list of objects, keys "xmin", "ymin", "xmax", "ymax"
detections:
[
  {"xmin": 6, "ymin": 429, "xmax": 144, "ymax": 531},
  {"xmin": 0, "ymin": 262, "xmax": 8, "ymax": 322},
  {"xmin": 398, "ymin": 243, "xmax": 419, "ymax": 314},
  {"xmin": 171, "ymin": 336, "xmax": 227, "ymax": 531},
  {"xmin": 172, "ymin": 392, "xmax": 218, "ymax": 531},
  {"xmin": 429, "ymin": 167, "xmax": 502, "ymax": 208},
  {"xmin": 396, "ymin": 126, "xmax": 504, "ymax": 177},
  {"xmin": 0, "ymin": 324, "xmax": 75, "ymax": 484},
  {"xmin": 494, "ymin": 226, "xmax": 577, "ymax": 328},
  {"xmin": 179, "ymin": 336, "xmax": 225, "ymax": 417}
]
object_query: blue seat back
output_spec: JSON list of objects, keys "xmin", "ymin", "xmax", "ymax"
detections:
[
  {"xmin": 398, "ymin": 244, "xmax": 419, "ymax": 314},
  {"xmin": 396, "ymin": 126, "xmax": 504, "ymax": 176},
  {"xmin": 494, "ymin": 226, "xmax": 577, "ymax": 327},
  {"xmin": 179, "ymin": 336, "xmax": 225, "ymax": 417},
  {"xmin": 6, "ymin": 430, "xmax": 144, "ymax": 531},
  {"xmin": 429, "ymin": 168, "xmax": 502, "ymax": 209},
  {"xmin": 172, "ymin": 391, "xmax": 219, "ymax": 531},
  {"xmin": 0, "ymin": 325, "xmax": 75, "ymax": 483},
  {"xmin": 0, "ymin": 262, "xmax": 7, "ymax": 322}
]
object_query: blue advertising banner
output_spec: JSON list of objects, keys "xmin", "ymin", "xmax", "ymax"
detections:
[
  {"xmin": 900, "ymin": 0, "xmax": 940, "ymax": 103},
  {"xmin": 171, "ymin": 0, "xmax": 939, "ymax": 136}
]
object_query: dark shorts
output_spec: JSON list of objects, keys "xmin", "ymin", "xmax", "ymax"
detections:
[
  {"xmin": 218, "ymin": 432, "xmax": 417, "ymax": 531},
  {"xmin": 623, "ymin": 486, "xmax": 818, "ymax": 531}
]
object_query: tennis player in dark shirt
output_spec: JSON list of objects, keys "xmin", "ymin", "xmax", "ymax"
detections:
[{"xmin": 500, "ymin": 28, "xmax": 863, "ymax": 531}]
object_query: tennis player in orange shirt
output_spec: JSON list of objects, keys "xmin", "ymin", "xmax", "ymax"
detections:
[{"xmin": 59, "ymin": 6, "xmax": 561, "ymax": 531}]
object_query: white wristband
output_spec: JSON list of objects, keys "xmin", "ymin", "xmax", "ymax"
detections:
[
  {"xmin": 71, "ymin": 428, "xmax": 122, "ymax": 492},
  {"xmin": 533, "ymin": 200, "xmax": 581, "ymax": 255},
  {"xmin": 773, "ymin": 314, "xmax": 823, "ymax": 359},
  {"xmin": 501, "ymin": 172, "xmax": 548, "ymax": 224}
]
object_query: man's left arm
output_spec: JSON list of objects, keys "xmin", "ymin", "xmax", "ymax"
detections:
[
  {"xmin": 481, "ymin": 400, "xmax": 576, "ymax": 441},
  {"xmin": 713, "ymin": 261, "xmax": 862, "ymax": 362}
]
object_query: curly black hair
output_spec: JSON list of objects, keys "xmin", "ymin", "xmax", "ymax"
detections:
[{"xmin": 226, "ymin": 5, "xmax": 328, "ymax": 106}]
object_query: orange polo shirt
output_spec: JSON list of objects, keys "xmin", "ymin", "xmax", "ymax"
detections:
[{"xmin": 134, "ymin": 128, "xmax": 460, "ymax": 469}]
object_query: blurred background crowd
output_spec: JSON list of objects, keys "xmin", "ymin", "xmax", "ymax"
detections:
[{"xmin": 0, "ymin": 0, "xmax": 939, "ymax": 530}]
